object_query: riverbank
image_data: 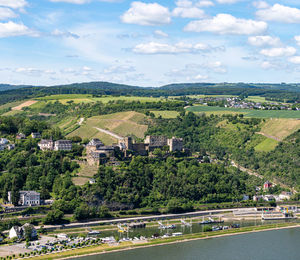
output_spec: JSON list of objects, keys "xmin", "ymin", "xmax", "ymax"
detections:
[{"xmin": 27, "ymin": 222, "xmax": 300, "ymax": 260}]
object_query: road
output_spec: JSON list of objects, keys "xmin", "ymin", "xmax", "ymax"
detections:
[
  {"xmin": 94, "ymin": 127, "xmax": 124, "ymax": 140},
  {"xmin": 42, "ymin": 207, "xmax": 250, "ymax": 231}
]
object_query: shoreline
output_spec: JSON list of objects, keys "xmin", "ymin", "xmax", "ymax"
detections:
[{"xmin": 52, "ymin": 223, "xmax": 300, "ymax": 260}]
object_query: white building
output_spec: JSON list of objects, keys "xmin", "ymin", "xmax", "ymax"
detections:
[
  {"xmin": 0, "ymin": 138, "xmax": 8, "ymax": 145},
  {"xmin": 9, "ymin": 224, "xmax": 37, "ymax": 240},
  {"xmin": 8, "ymin": 190, "xmax": 40, "ymax": 206},
  {"xmin": 38, "ymin": 139, "xmax": 54, "ymax": 151}
]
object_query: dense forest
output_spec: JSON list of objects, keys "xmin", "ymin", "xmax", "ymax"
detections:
[{"xmin": 1, "ymin": 81, "xmax": 300, "ymax": 105}]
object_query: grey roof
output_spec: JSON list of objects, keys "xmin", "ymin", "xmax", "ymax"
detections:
[{"xmin": 55, "ymin": 140, "xmax": 72, "ymax": 144}]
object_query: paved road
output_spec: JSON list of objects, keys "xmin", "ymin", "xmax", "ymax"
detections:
[
  {"xmin": 43, "ymin": 208, "xmax": 249, "ymax": 231},
  {"xmin": 94, "ymin": 127, "xmax": 124, "ymax": 140}
]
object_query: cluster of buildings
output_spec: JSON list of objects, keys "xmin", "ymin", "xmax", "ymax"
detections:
[
  {"xmin": 86, "ymin": 135, "xmax": 184, "ymax": 165},
  {"xmin": 253, "ymin": 191, "xmax": 293, "ymax": 202},
  {"xmin": 38, "ymin": 139, "xmax": 72, "ymax": 151},
  {"xmin": 0, "ymin": 138, "xmax": 15, "ymax": 151},
  {"xmin": 195, "ymin": 96, "xmax": 299, "ymax": 111}
]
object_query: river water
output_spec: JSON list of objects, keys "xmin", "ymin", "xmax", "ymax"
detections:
[{"xmin": 76, "ymin": 227, "xmax": 300, "ymax": 260}]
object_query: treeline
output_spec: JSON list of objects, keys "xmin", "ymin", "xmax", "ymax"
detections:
[{"xmin": 1, "ymin": 81, "xmax": 300, "ymax": 105}]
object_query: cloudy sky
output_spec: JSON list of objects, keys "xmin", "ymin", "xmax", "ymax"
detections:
[{"xmin": 1, "ymin": 0, "xmax": 300, "ymax": 86}]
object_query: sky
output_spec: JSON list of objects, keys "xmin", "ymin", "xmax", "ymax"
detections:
[{"xmin": 2, "ymin": 0, "xmax": 300, "ymax": 86}]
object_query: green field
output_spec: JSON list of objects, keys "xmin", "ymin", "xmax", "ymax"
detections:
[
  {"xmin": 151, "ymin": 110, "xmax": 179, "ymax": 118},
  {"xmin": 36, "ymin": 94, "xmax": 165, "ymax": 104},
  {"xmin": 255, "ymin": 138, "xmax": 279, "ymax": 152},
  {"xmin": 245, "ymin": 96, "xmax": 267, "ymax": 103},
  {"xmin": 187, "ymin": 106, "xmax": 300, "ymax": 118}
]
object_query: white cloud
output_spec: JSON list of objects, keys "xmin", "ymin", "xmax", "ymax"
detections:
[
  {"xmin": 103, "ymin": 64, "xmax": 135, "ymax": 74},
  {"xmin": 175, "ymin": 0, "xmax": 192, "ymax": 8},
  {"xmin": 0, "ymin": 21, "xmax": 34, "ymax": 37},
  {"xmin": 121, "ymin": 2, "xmax": 171, "ymax": 26},
  {"xmin": 154, "ymin": 30, "xmax": 168, "ymax": 37},
  {"xmin": 50, "ymin": 0, "xmax": 91, "ymax": 3},
  {"xmin": 172, "ymin": 6, "xmax": 205, "ymax": 19},
  {"xmin": 194, "ymin": 74, "xmax": 208, "ymax": 80},
  {"xmin": 294, "ymin": 36, "xmax": 300, "ymax": 46},
  {"xmin": 196, "ymin": 1, "xmax": 214, "ymax": 8},
  {"xmin": 184, "ymin": 14, "xmax": 267, "ymax": 35},
  {"xmin": 51, "ymin": 29, "xmax": 79, "ymax": 38},
  {"xmin": 0, "ymin": 0, "xmax": 27, "ymax": 9},
  {"xmin": 248, "ymin": 35, "xmax": 281, "ymax": 47},
  {"xmin": 256, "ymin": 4, "xmax": 300, "ymax": 23},
  {"xmin": 133, "ymin": 41, "xmax": 212, "ymax": 54},
  {"xmin": 216, "ymin": 0, "xmax": 240, "ymax": 4},
  {"xmin": 49, "ymin": 0, "xmax": 120, "ymax": 3},
  {"xmin": 260, "ymin": 46, "xmax": 296, "ymax": 57},
  {"xmin": 0, "ymin": 7, "xmax": 16, "ymax": 20},
  {"xmin": 288, "ymin": 56, "xmax": 300, "ymax": 64},
  {"xmin": 253, "ymin": 1, "xmax": 269, "ymax": 9},
  {"xmin": 14, "ymin": 67, "xmax": 55, "ymax": 76},
  {"xmin": 261, "ymin": 61, "xmax": 276, "ymax": 69}
]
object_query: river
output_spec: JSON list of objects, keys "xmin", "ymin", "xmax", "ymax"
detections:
[{"xmin": 75, "ymin": 227, "xmax": 300, "ymax": 260}]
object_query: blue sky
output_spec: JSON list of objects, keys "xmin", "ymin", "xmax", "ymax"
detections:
[{"xmin": 1, "ymin": 0, "xmax": 300, "ymax": 86}]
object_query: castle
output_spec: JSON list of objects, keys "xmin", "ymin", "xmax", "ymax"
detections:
[{"xmin": 86, "ymin": 135, "xmax": 184, "ymax": 165}]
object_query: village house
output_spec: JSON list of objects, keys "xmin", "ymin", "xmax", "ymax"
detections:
[
  {"xmin": 0, "ymin": 138, "xmax": 8, "ymax": 145},
  {"xmin": 16, "ymin": 133, "xmax": 26, "ymax": 139},
  {"xmin": 263, "ymin": 181, "xmax": 273, "ymax": 191},
  {"xmin": 8, "ymin": 190, "xmax": 40, "ymax": 206},
  {"xmin": 38, "ymin": 139, "xmax": 54, "ymax": 151},
  {"xmin": 9, "ymin": 224, "xmax": 37, "ymax": 240},
  {"xmin": 31, "ymin": 132, "xmax": 41, "ymax": 139},
  {"xmin": 54, "ymin": 140, "xmax": 72, "ymax": 151},
  {"xmin": 38, "ymin": 139, "xmax": 72, "ymax": 151}
]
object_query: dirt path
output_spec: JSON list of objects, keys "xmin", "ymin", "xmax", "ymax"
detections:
[
  {"xmin": 78, "ymin": 117, "xmax": 84, "ymax": 125},
  {"xmin": 231, "ymin": 160, "xmax": 297, "ymax": 193},
  {"xmin": 12, "ymin": 100, "xmax": 37, "ymax": 110},
  {"xmin": 94, "ymin": 127, "xmax": 123, "ymax": 140},
  {"xmin": 256, "ymin": 132, "xmax": 281, "ymax": 142}
]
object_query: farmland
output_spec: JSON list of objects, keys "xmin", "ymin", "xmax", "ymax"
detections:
[
  {"xmin": 259, "ymin": 119, "xmax": 300, "ymax": 141},
  {"xmin": 68, "ymin": 111, "xmax": 149, "ymax": 144},
  {"xmin": 150, "ymin": 110, "xmax": 179, "ymax": 118},
  {"xmin": 254, "ymin": 138, "xmax": 279, "ymax": 152},
  {"xmin": 36, "ymin": 94, "xmax": 165, "ymax": 104},
  {"xmin": 186, "ymin": 105, "xmax": 300, "ymax": 118}
]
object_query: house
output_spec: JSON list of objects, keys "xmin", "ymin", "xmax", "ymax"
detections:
[
  {"xmin": 54, "ymin": 140, "xmax": 72, "ymax": 151},
  {"xmin": 89, "ymin": 178, "xmax": 96, "ymax": 184},
  {"xmin": 279, "ymin": 191, "xmax": 293, "ymax": 201},
  {"xmin": 9, "ymin": 224, "xmax": 37, "ymax": 240},
  {"xmin": 263, "ymin": 181, "xmax": 272, "ymax": 191},
  {"xmin": 31, "ymin": 132, "xmax": 41, "ymax": 139},
  {"xmin": 7, "ymin": 144, "xmax": 15, "ymax": 150},
  {"xmin": 0, "ymin": 144, "xmax": 5, "ymax": 151},
  {"xmin": 16, "ymin": 133, "xmax": 26, "ymax": 139},
  {"xmin": 38, "ymin": 139, "xmax": 54, "ymax": 151},
  {"xmin": 242, "ymin": 195, "xmax": 250, "ymax": 201},
  {"xmin": 0, "ymin": 138, "xmax": 8, "ymax": 145},
  {"xmin": 8, "ymin": 190, "xmax": 40, "ymax": 206},
  {"xmin": 276, "ymin": 205, "xmax": 298, "ymax": 213}
]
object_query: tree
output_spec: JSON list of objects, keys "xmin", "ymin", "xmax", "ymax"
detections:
[{"xmin": 43, "ymin": 210, "xmax": 64, "ymax": 224}]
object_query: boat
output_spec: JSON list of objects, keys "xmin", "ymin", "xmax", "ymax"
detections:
[
  {"xmin": 212, "ymin": 226, "xmax": 223, "ymax": 231},
  {"xmin": 172, "ymin": 232, "xmax": 183, "ymax": 237},
  {"xmin": 199, "ymin": 216, "xmax": 224, "ymax": 225},
  {"xmin": 262, "ymin": 212, "xmax": 297, "ymax": 220}
]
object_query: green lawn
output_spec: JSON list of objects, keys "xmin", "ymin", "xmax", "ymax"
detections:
[
  {"xmin": 255, "ymin": 138, "xmax": 279, "ymax": 152},
  {"xmin": 151, "ymin": 110, "xmax": 179, "ymax": 118},
  {"xmin": 36, "ymin": 94, "xmax": 165, "ymax": 104},
  {"xmin": 187, "ymin": 106, "xmax": 300, "ymax": 119}
]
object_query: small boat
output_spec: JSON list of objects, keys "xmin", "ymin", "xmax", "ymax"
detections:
[
  {"xmin": 212, "ymin": 226, "xmax": 223, "ymax": 231},
  {"xmin": 172, "ymin": 232, "xmax": 183, "ymax": 237}
]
